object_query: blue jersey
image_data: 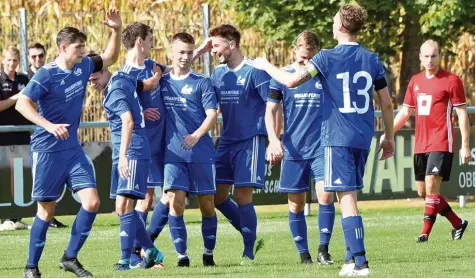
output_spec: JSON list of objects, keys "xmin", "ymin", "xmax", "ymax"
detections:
[
  {"xmin": 211, "ymin": 57, "xmax": 270, "ymax": 143},
  {"xmin": 161, "ymin": 71, "xmax": 218, "ymax": 163},
  {"xmin": 310, "ymin": 43, "xmax": 386, "ymax": 150},
  {"xmin": 22, "ymin": 56, "xmax": 100, "ymax": 152},
  {"xmin": 269, "ymin": 64, "xmax": 323, "ymax": 160},
  {"xmin": 103, "ymin": 71, "xmax": 150, "ymax": 164},
  {"xmin": 121, "ymin": 59, "xmax": 166, "ymax": 155}
]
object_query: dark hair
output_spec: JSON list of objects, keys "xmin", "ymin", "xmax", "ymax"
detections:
[
  {"xmin": 121, "ymin": 22, "xmax": 153, "ymax": 50},
  {"xmin": 209, "ymin": 24, "xmax": 241, "ymax": 47},
  {"xmin": 294, "ymin": 31, "xmax": 320, "ymax": 51},
  {"xmin": 339, "ymin": 4, "xmax": 368, "ymax": 35},
  {"xmin": 172, "ymin": 32, "xmax": 195, "ymax": 44},
  {"xmin": 28, "ymin": 43, "xmax": 46, "ymax": 54},
  {"xmin": 56, "ymin": 27, "xmax": 87, "ymax": 47}
]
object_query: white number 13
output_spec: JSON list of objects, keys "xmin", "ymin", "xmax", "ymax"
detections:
[{"xmin": 336, "ymin": 71, "xmax": 372, "ymax": 114}]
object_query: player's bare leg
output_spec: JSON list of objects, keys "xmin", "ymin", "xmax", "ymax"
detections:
[
  {"xmin": 168, "ymin": 190, "xmax": 190, "ymax": 267},
  {"xmin": 214, "ymin": 184, "xmax": 242, "ymax": 233},
  {"xmin": 288, "ymin": 192, "xmax": 312, "ymax": 264},
  {"xmin": 315, "ymin": 181, "xmax": 335, "ymax": 265},
  {"xmin": 418, "ymin": 175, "xmax": 468, "ymax": 242},
  {"xmin": 337, "ymin": 191, "xmax": 370, "ymax": 277},
  {"xmin": 24, "ymin": 201, "xmax": 56, "ymax": 278},
  {"xmin": 197, "ymin": 195, "xmax": 218, "ymax": 266}
]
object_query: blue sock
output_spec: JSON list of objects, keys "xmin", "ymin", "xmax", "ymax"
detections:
[
  {"xmin": 342, "ymin": 216, "xmax": 367, "ymax": 267},
  {"xmin": 135, "ymin": 211, "xmax": 154, "ymax": 251},
  {"xmin": 147, "ymin": 201, "xmax": 169, "ymax": 242},
  {"xmin": 133, "ymin": 210, "xmax": 148, "ymax": 250},
  {"xmin": 239, "ymin": 202, "xmax": 257, "ymax": 259},
  {"xmin": 65, "ymin": 207, "xmax": 97, "ymax": 258},
  {"xmin": 216, "ymin": 197, "xmax": 241, "ymax": 233},
  {"xmin": 318, "ymin": 203, "xmax": 335, "ymax": 246},
  {"xmin": 26, "ymin": 216, "xmax": 50, "ymax": 268},
  {"xmin": 289, "ymin": 211, "xmax": 308, "ymax": 253},
  {"xmin": 342, "ymin": 217, "xmax": 354, "ymax": 262},
  {"xmin": 169, "ymin": 214, "xmax": 187, "ymax": 255},
  {"xmin": 202, "ymin": 215, "xmax": 218, "ymax": 253},
  {"xmin": 119, "ymin": 211, "xmax": 136, "ymax": 261}
]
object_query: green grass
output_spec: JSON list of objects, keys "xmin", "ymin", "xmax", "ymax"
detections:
[{"xmin": 0, "ymin": 202, "xmax": 474, "ymax": 278}]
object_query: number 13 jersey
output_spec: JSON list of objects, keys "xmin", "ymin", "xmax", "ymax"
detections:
[
  {"xmin": 403, "ymin": 69, "xmax": 466, "ymax": 154},
  {"xmin": 309, "ymin": 42, "xmax": 386, "ymax": 150}
]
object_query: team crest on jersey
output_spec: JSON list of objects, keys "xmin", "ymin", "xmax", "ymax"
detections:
[
  {"xmin": 315, "ymin": 80, "xmax": 323, "ymax": 89},
  {"xmin": 236, "ymin": 76, "xmax": 246, "ymax": 86},
  {"xmin": 181, "ymin": 84, "xmax": 193, "ymax": 94},
  {"xmin": 74, "ymin": 68, "xmax": 82, "ymax": 76}
]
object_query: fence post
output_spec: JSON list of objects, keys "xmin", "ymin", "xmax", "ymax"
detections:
[
  {"xmin": 201, "ymin": 3, "xmax": 211, "ymax": 77},
  {"xmin": 19, "ymin": 8, "xmax": 29, "ymax": 74}
]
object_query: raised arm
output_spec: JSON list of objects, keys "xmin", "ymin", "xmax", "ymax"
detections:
[
  {"xmin": 100, "ymin": 8, "xmax": 122, "ymax": 69},
  {"xmin": 254, "ymin": 57, "xmax": 316, "ymax": 88}
]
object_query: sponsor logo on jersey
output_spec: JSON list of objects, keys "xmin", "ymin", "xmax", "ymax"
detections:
[
  {"xmin": 414, "ymin": 85, "xmax": 419, "ymax": 91},
  {"xmin": 60, "ymin": 80, "xmax": 65, "ymax": 85}
]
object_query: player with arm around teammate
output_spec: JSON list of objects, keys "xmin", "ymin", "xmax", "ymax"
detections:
[
  {"xmin": 254, "ymin": 4, "xmax": 395, "ymax": 276},
  {"xmin": 16, "ymin": 9, "xmax": 122, "ymax": 278},
  {"xmin": 383, "ymin": 39, "xmax": 469, "ymax": 243},
  {"xmin": 265, "ymin": 31, "xmax": 336, "ymax": 265}
]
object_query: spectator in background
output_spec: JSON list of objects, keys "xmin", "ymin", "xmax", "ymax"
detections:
[
  {"xmin": 26, "ymin": 43, "xmax": 46, "ymax": 80},
  {"xmin": 0, "ymin": 45, "xmax": 67, "ymax": 231},
  {"xmin": 0, "ymin": 45, "xmax": 31, "ymax": 231}
]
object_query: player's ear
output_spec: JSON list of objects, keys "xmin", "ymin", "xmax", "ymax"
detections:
[{"xmin": 229, "ymin": 40, "xmax": 237, "ymax": 50}]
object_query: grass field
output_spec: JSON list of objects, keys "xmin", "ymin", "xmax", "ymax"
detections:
[{"xmin": 0, "ymin": 200, "xmax": 474, "ymax": 278}]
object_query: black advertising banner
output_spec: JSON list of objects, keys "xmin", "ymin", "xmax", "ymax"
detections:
[{"xmin": 0, "ymin": 128, "xmax": 474, "ymax": 218}]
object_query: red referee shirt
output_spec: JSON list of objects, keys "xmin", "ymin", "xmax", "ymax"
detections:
[{"xmin": 403, "ymin": 69, "xmax": 466, "ymax": 154}]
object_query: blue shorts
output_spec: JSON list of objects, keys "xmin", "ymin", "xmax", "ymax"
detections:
[
  {"xmin": 110, "ymin": 159, "xmax": 149, "ymax": 200},
  {"xmin": 280, "ymin": 149, "xmax": 324, "ymax": 193},
  {"xmin": 30, "ymin": 146, "xmax": 96, "ymax": 202},
  {"xmin": 164, "ymin": 162, "xmax": 216, "ymax": 195},
  {"xmin": 215, "ymin": 136, "xmax": 265, "ymax": 188},
  {"xmin": 147, "ymin": 153, "xmax": 164, "ymax": 188},
  {"xmin": 324, "ymin": 147, "xmax": 368, "ymax": 192}
]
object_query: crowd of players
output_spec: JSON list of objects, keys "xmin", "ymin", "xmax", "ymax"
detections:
[{"xmin": 3, "ymin": 3, "xmax": 470, "ymax": 278}]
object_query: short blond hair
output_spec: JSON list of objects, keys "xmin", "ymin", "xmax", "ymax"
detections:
[{"xmin": 3, "ymin": 45, "xmax": 20, "ymax": 58}]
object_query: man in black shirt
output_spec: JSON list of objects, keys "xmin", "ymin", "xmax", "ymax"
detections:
[{"xmin": 26, "ymin": 43, "xmax": 46, "ymax": 80}]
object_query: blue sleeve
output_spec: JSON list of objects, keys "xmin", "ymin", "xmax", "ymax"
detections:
[
  {"xmin": 252, "ymin": 67, "xmax": 271, "ymax": 102},
  {"xmin": 200, "ymin": 78, "xmax": 218, "ymax": 110},
  {"xmin": 210, "ymin": 69, "xmax": 221, "ymax": 103},
  {"xmin": 22, "ymin": 67, "xmax": 50, "ymax": 102},
  {"xmin": 269, "ymin": 78, "xmax": 283, "ymax": 92},
  {"xmin": 105, "ymin": 78, "xmax": 133, "ymax": 116},
  {"xmin": 373, "ymin": 54, "xmax": 386, "ymax": 81},
  {"xmin": 310, "ymin": 51, "xmax": 327, "ymax": 77}
]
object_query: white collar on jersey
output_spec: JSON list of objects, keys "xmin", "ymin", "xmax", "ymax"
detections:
[
  {"xmin": 228, "ymin": 57, "xmax": 248, "ymax": 72},
  {"xmin": 170, "ymin": 69, "xmax": 192, "ymax": 80},
  {"xmin": 338, "ymin": 42, "xmax": 360, "ymax": 46}
]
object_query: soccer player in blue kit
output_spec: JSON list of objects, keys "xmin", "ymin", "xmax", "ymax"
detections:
[
  {"xmin": 160, "ymin": 32, "xmax": 218, "ymax": 267},
  {"xmin": 208, "ymin": 24, "xmax": 269, "ymax": 264},
  {"xmin": 265, "ymin": 31, "xmax": 336, "ymax": 265},
  {"xmin": 103, "ymin": 21, "xmax": 165, "ymax": 271},
  {"xmin": 254, "ymin": 4, "xmax": 395, "ymax": 276},
  {"xmin": 15, "ymin": 9, "xmax": 122, "ymax": 278},
  {"xmin": 16, "ymin": 9, "xmax": 122, "ymax": 278}
]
